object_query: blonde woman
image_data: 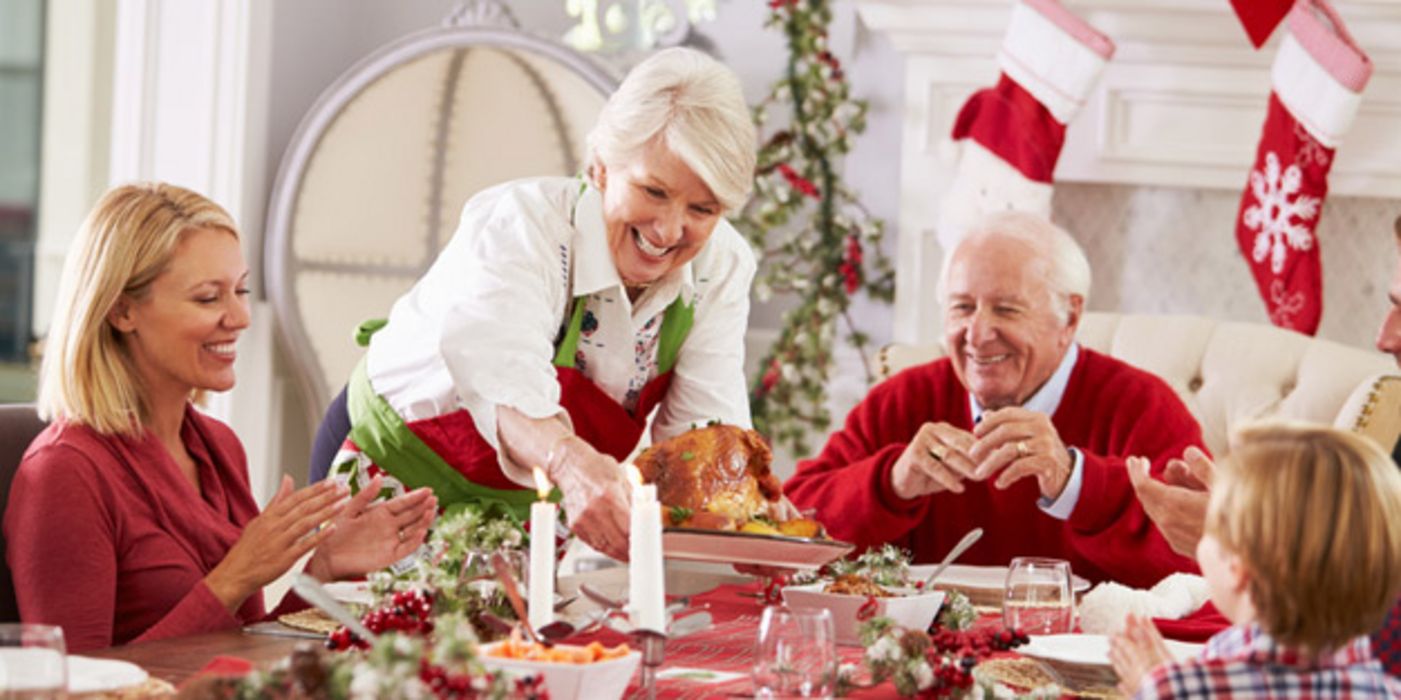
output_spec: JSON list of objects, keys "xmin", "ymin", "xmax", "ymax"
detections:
[
  {"xmin": 1111, "ymin": 423, "xmax": 1401, "ymax": 698},
  {"xmin": 311, "ymin": 47, "xmax": 760, "ymax": 560},
  {"xmin": 4, "ymin": 183, "xmax": 437, "ymax": 651}
]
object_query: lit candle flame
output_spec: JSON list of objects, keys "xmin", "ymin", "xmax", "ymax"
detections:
[
  {"xmin": 625, "ymin": 463, "xmax": 643, "ymax": 489},
  {"xmin": 532, "ymin": 466, "xmax": 552, "ymax": 500}
]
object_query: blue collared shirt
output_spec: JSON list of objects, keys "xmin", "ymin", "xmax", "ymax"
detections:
[{"xmin": 968, "ymin": 344, "xmax": 1084, "ymax": 520}]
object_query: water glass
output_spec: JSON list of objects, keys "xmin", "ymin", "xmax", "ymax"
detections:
[
  {"xmin": 0, "ymin": 623, "xmax": 67, "ymax": 698},
  {"xmin": 1003, "ymin": 557, "xmax": 1075, "ymax": 635},
  {"xmin": 753, "ymin": 605, "xmax": 837, "ymax": 699}
]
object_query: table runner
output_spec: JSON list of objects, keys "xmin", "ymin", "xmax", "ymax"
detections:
[{"xmin": 565, "ymin": 581, "xmax": 905, "ymax": 699}]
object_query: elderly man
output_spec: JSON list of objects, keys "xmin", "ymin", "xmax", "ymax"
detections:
[
  {"xmin": 1131, "ymin": 214, "xmax": 1401, "ymax": 674},
  {"xmin": 786, "ymin": 211, "xmax": 1200, "ymax": 588}
]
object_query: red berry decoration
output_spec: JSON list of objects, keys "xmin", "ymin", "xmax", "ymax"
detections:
[{"xmin": 916, "ymin": 624, "xmax": 1028, "ymax": 697}]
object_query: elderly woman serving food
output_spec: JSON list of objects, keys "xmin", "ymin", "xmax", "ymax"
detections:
[{"xmin": 312, "ymin": 47, "xmax": 760, "ymax": 560}]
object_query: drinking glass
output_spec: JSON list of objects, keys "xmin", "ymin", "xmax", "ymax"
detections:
[
  {"xmin": 1003, "ymin": 557, "xmax": 1075, "ymax": 635},
  {"xmin": 0, "ymin": 623, "xmax": 67, "ymax": 698},
  {"xmin": 752, "ymin": 605, "xmax": 837, "ymax": 699}
]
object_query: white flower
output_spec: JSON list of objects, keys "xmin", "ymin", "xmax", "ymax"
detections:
[
  {"xmin": 348, "ymin": 666, "xmax": 383, "ymax": 700},
  {"xmin": 911, "ymin": 660, "xmax": 934, "ymax": 691},
  {"xmin": 866, "ymin": 636, "xmax": 900, "ymax": 663}
]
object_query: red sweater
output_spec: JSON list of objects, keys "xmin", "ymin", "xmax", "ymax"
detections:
[
  {"xmin": 4, "ymin": 405, "xmax": 302, "ymax": 651},
  {"xmin": 786, "ymin": 348, "xmax": 1202, "ymax": 588}
]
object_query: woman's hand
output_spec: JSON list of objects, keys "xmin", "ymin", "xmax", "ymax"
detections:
[
  {"xmin": 550, "ymin": 436, "xmax": 631, "ymax": 561},
  {"xmin": 305, "ymin": 476, "xmax": 438, "ymax": 582},
  {"xmin": 205, "ymin": 476, "xmax": 348, "ymax": 612},
  {"xmin": 1108, "ymin": 613, "xmax": 1173, "ymax": 697}
]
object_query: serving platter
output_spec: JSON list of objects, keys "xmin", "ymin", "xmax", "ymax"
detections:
[{"xmin": 662, "ymin": 528, "xmax": 854, "ymax": 569}]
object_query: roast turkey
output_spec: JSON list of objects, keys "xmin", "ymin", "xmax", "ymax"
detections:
[{"xmin": 633, "ymin": 424, "xmax": 781, "ymax": 529}]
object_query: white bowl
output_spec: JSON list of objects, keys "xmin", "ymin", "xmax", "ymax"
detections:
[
  {"xmin": 1018, "ymin": 633, "xmax": 1202, "ymax": 690},
  {"xmin": 477, "ymin": 642, "xmax": 641, "ymax": 700},
  {"xmin": 782, "ymin": 583, "xmax": 946, "ymax": 645}
]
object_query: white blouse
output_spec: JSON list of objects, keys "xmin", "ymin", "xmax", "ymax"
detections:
[{"xmin": 365, "ymin": 177, "xmax": 756, "ymax": 487}]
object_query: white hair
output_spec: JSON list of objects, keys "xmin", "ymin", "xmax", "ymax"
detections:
[
  {"xmin": 936, "ymin": 210, "xmax": 1092, "ymax": 322},
  {"xmin": 586, "ymin": 47, "xmax": 757, "ymax": 213}
]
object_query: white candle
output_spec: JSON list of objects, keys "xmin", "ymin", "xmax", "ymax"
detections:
[
  {"xmin": 529, "ymin": 467, "xmax": 556, "ymax": 631},
  {"xmin": 626, "ymin": 464, "xmax": 667, "ymax": 632}
]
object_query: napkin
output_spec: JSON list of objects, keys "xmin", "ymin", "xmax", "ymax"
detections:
[{"xmin": 1078, "ymin": 573, "xmax": 1210, "ymax": 635}]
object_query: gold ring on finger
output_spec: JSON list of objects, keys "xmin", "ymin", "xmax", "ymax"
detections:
[
  {"xmin": 1016, "ymin": 440, "xmax": 1030, "ymax": 458},
  {"xmin": 928, "ymin": 445, "xmax": 947, "ymax": 463},
  {"xmin": 397, "ymin": 528, "xmax": 407, "ymax": 543}
]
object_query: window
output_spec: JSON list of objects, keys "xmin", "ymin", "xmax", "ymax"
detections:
[{"xmin": 0, "ymin": 0, "xmax": 43, "ymax": 401}]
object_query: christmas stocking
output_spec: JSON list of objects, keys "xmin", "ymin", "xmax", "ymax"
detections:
[
  {"xmin": 1235, "ymin": 0, "xmax": 1371, "ymax": 335},
  {"xmin": 936, "ymin": 0, "xmax": 1114, "ymax": 250}
]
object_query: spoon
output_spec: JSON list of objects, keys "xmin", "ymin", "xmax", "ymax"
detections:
[
  {"xmin": 921, "ymin": 527, "xmax": 983, "ymax": 588},
  {"xmin": 490, "ymin": 552, "xmax": 549, "ymax": 646},
  {"xmin": 292, "ymin": 574, "xmax": 377, "ymax": 642}
]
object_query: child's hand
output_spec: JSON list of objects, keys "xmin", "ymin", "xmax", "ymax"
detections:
[{"xmin": 1108, "ymin": 613, "xmax": 1173, "ymax": 697}]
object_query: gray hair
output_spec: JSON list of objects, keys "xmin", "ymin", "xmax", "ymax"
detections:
[
  {"xmin": 936, "ymin": 210, "xmax": 1092, "ymax": 322},
  {"xmin": 586, "ymin": 47, "xmax": 757, "ymax": 213}
]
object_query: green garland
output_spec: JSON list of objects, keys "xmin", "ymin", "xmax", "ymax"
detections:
[{"xmin": 737, "ymin": 0, "xmax": 895, "ymax": 456}]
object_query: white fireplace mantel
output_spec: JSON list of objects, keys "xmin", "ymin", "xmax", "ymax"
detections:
[{"xmin": 855, "ymin": 0, "xmax": 1401, "ymax": 344}]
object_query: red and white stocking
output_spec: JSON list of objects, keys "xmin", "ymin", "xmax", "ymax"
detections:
[
  {"xmin": 937, "ymin": 0, "xmax": 1114, "ymax": 250},
  {"xmin": 1235, "ymin": 0, "xmax": 1371, "ymax": 335}
]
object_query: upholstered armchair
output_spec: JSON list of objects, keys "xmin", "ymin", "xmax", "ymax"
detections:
[{"xmin": 874, "ymin": 312, "xmax": 1401, "ymax": 457}]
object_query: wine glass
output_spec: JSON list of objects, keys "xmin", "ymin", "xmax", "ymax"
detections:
[
  {"xmin": 0, "ymin": 623, "xmax": 67, "ymax": 698},
  {"xmin": 1003, "ymin": 557, "xmax": 1075, "ymax": 635},
  {"xmin": 753, "ymin": 605, "xmax": 837, "ymax": 699}
]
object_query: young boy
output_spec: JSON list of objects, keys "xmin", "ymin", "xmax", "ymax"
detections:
[{"xmin": 1109, "ymin": 423, "xmax": 1401, "ymax": 698}]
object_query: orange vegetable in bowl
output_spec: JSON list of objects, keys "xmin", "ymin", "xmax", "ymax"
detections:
[{"xmin": 485, "ymin": 631, "xmax": 631, "ymax": 664}]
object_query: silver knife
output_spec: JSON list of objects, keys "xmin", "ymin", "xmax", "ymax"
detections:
[{"xmin": 292, "ymin": 574, "xmax": 378, "ymax": 642}]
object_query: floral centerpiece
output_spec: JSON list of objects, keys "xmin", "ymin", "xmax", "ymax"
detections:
[
  {"xmin": 787, "ymin": 546, "xmax": 1060, "ymax": 698},
  {"xmin": 201, "ymin": 508, "xmax": 554, "ymax": 699}
]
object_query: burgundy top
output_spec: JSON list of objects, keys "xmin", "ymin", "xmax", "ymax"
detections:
[
  {"xmin": 4, "ymin": 404, "xmax": 300, "ymax": 651},
  {"xmin": 786, "ymin": 348, "xmax": 1203, "ymax": 588}
]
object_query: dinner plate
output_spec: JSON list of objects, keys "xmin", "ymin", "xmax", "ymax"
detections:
[
  {"xmin": 67, "ymin": 655, "xmax": 149, "ymax": 694},
  {"xmin": 906, "ymin": 564, "xmax": 1091, "ymax": 606},
  {"xmin": 662, "ymin": 528, "xmax": 854, "ymax": 570},
  {"xmin": 1017, "ymin": 634, "xmax": 1201, "ymax": 690}
]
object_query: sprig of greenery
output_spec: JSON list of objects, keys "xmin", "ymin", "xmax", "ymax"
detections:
[{"xmin": 737, "ymin": 0, "xmax": 895, "ymax": 456}]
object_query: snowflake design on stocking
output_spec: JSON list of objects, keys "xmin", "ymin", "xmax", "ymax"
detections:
[{"xmin": 1244, "ymin": 151, "xmax": 1320, "ymax": 275}]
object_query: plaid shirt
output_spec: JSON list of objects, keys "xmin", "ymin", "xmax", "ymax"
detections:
[
  {"xmin": 1136, "ymin": 624, "xmax": 1401, "ymax": 699},
  {"xmin": 1372, "ymin": 598, "xmax": 1401, "ymax": 677}
]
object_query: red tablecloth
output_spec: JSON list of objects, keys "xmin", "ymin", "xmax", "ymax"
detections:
[
  {"xmin": 563, "ymin": 580, "xmax": 1228, "ymax": 699},
  {"xmin": 566, "ymin": 581, "xmax": 907, "ymax": 699}
]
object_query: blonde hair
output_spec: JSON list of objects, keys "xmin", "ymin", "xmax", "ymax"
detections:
[
  {"xmin": 937, "ymin": 210, "xmax": 1092, "ymax": 322},
  {"xmin": 37, "ymin": 182, "xmax": 239, "ymax": 435},
  {"xmin": 586, "ymin": 47, "xmax": 756, "ymax": 213},
  {"xmin": 1207, "ymin": 422, "xmax": 1401, "ymax": 654}
]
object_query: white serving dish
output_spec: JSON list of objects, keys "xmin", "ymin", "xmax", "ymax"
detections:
[
  {"xmin": 662, "ymin": 528, "xmax": 853, "ymax": 570},
  {"xmin": 477, "ymin": 642, "xmax": 641, "ymax": 700},
  {"xmin": 1017, "ymin": 633, "xmax": 1202, "ymax": 690},
  {"xmin": 782, "ymin": 583, "xmax": 946, "ymax": 645}
]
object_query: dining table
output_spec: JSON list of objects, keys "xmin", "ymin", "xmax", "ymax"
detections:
[
  {"xmin": 84, "ymin": 580, "xmax": 912, "ymax": 699},
  {"xmin": 81, "ymin": 564, "xmax": 1221, "ymax": 699},
  {"xmin": 81, "ymin": 568, "xmax": 985, "ymax": 699}
]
